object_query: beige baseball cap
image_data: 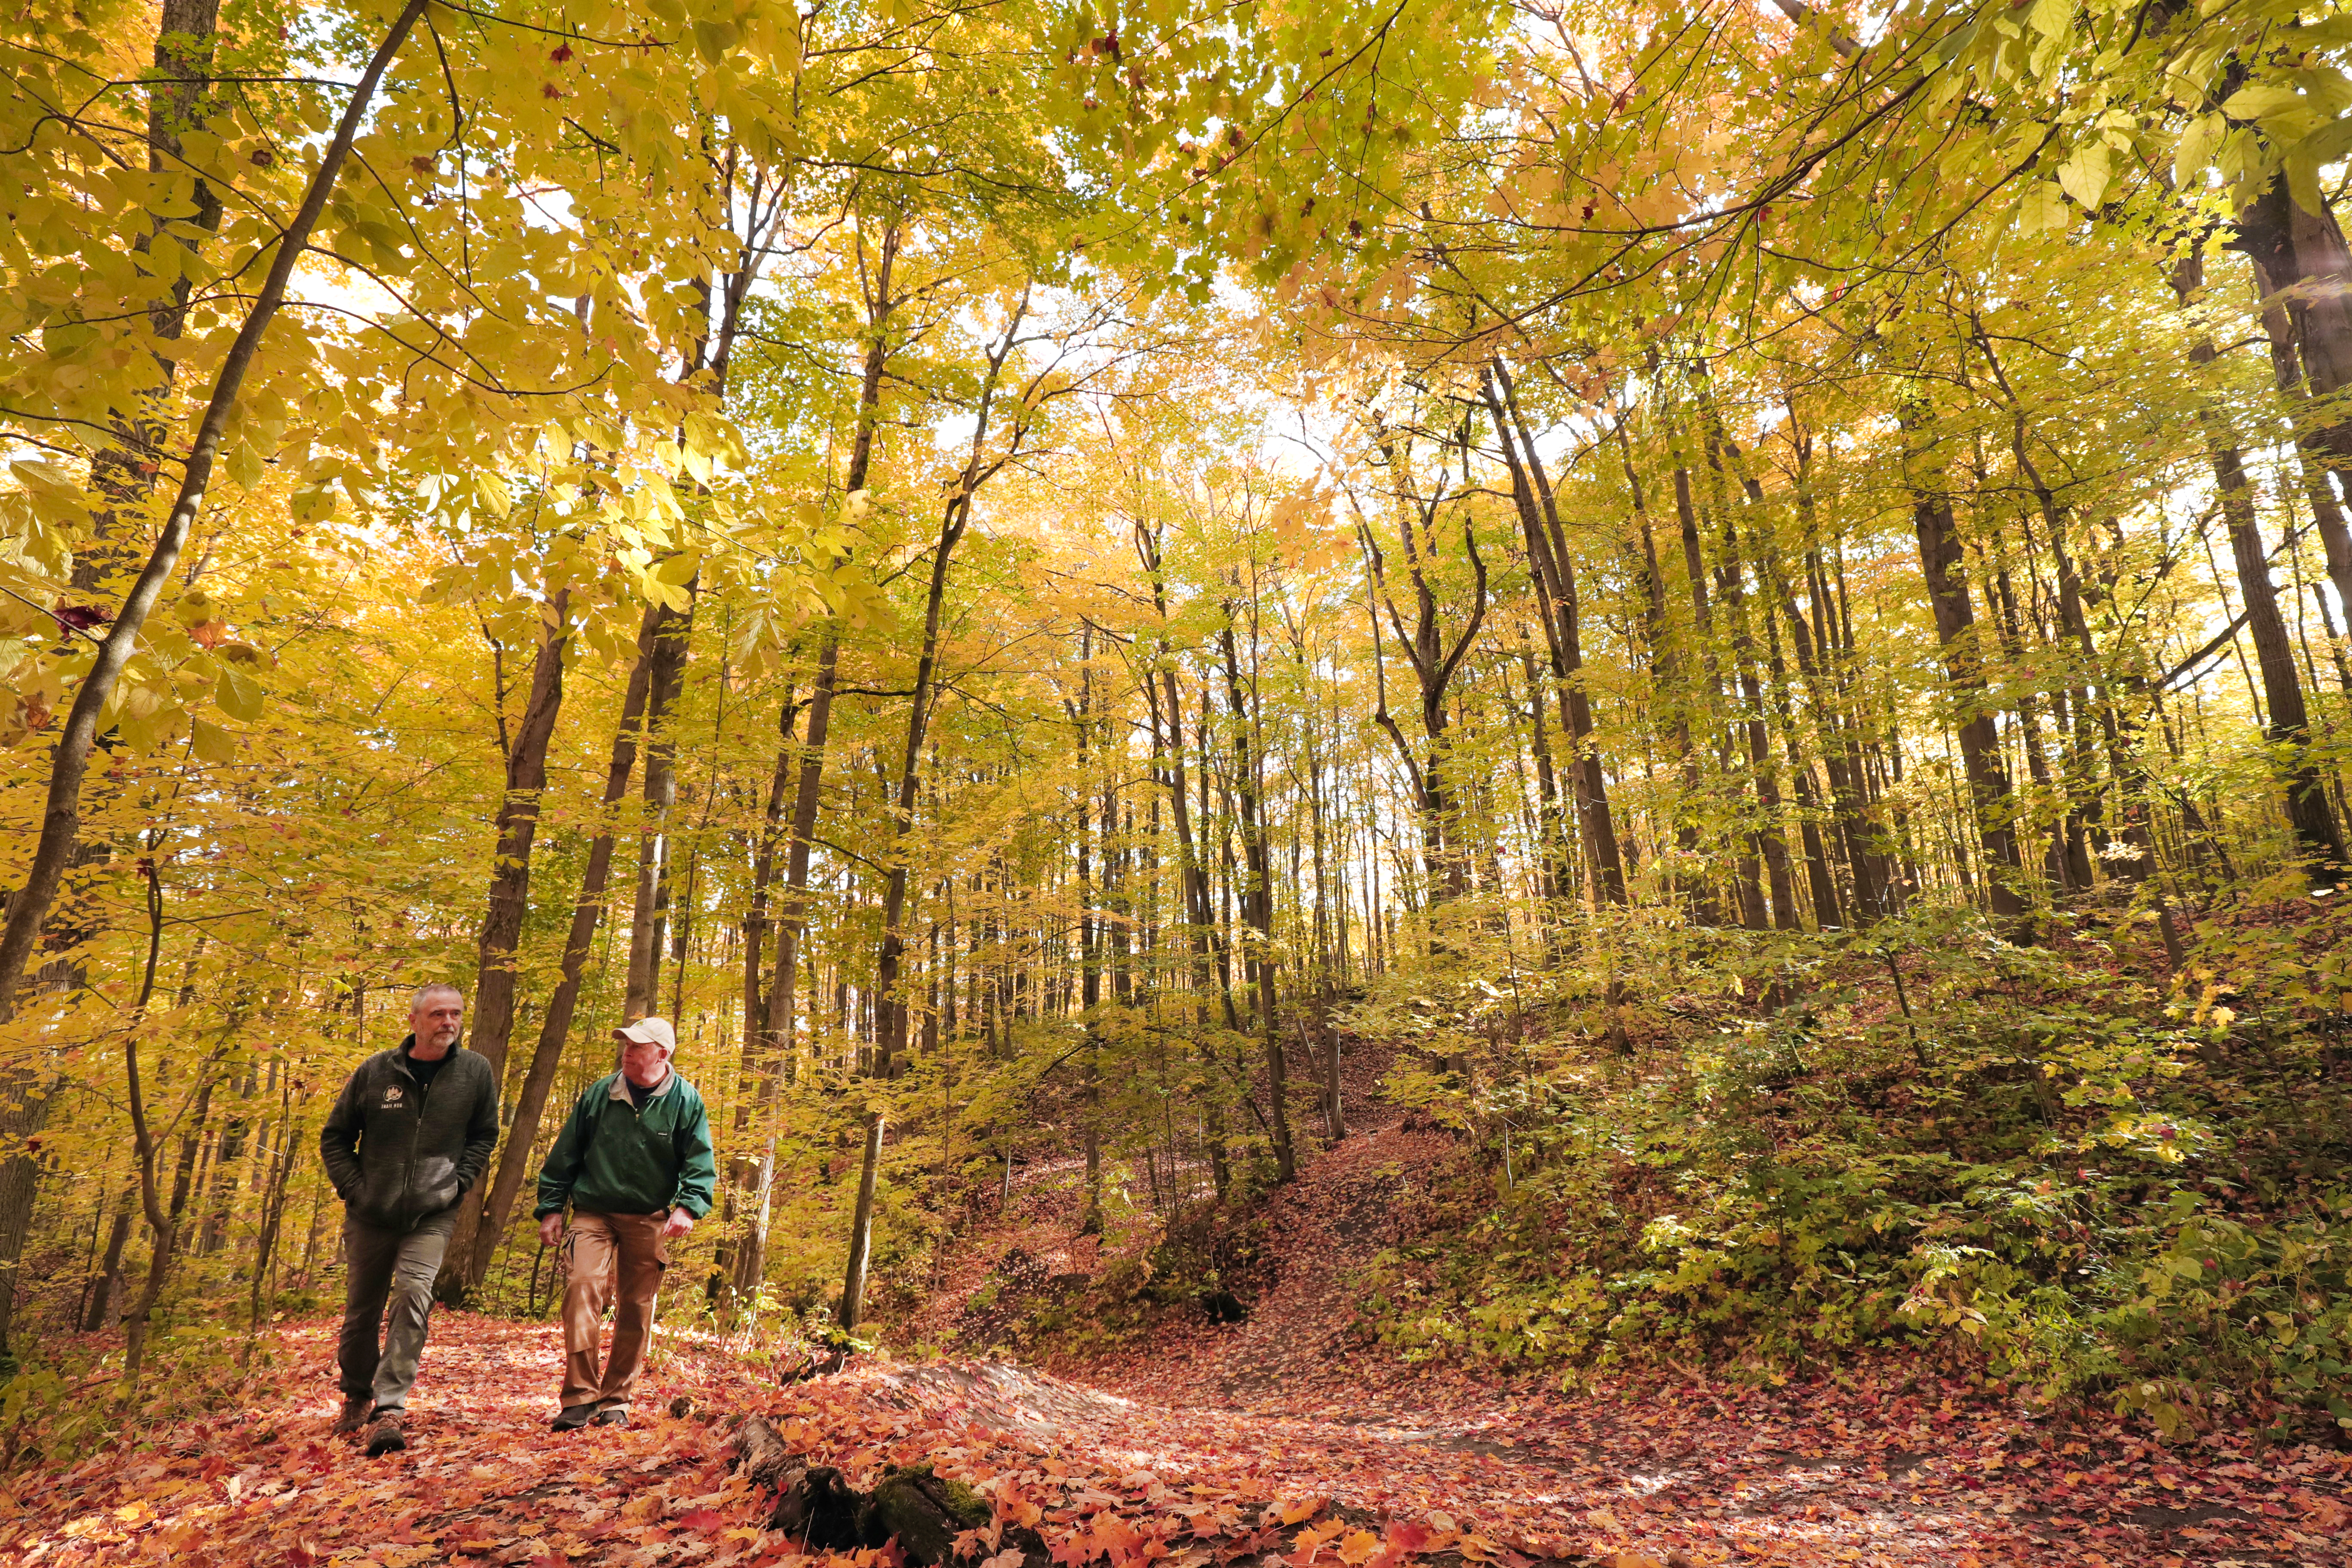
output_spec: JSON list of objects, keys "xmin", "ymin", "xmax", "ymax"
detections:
[{"xmin": 614, "ymin": 1016, "xmax": 677, "ymax": 1051}]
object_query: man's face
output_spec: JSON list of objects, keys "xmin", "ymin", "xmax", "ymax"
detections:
[
  {"xmin": 410, "ymin": 992, "xmax": 464, "ymax": 1054},
  {"xmin": 622, "ymin": 1038, "xmax": 674, "ymax": 1089}
]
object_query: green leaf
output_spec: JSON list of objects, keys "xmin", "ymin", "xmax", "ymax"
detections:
[
  {"xmin": 2285, "ymin": 118, "xmax": 2352, "ymax": 213},
  {"xmin": 2220, "ymin": 83, "xmax": 2305, "ymax": 124},
  {"xmin": 692, "ymin": 19, "xmax": 735, "ymax": 63},
  {"xmin": 2174, "ymin": 112, "xmax": 2225, "ymax": 188}
]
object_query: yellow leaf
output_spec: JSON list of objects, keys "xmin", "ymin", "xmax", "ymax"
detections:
[
  {"xmin": 2057, "ymin": 141, "xmax": 2109, "ymax": 209},
  {"xmin": 189, "ymin": 715, "xmax": 236, "ymax": 764},
  {"xmin": 2016, "ymin": 181, "xmax": 2069, "ymax": 234},
  {"xmin": 215, "ymin": 662, "xmax": 265, "ymax": 723}
]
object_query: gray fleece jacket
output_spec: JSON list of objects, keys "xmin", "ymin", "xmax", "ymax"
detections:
[{"xmin": 319, "ymin": 1037, "xmax": 500, "ymax": 1232}]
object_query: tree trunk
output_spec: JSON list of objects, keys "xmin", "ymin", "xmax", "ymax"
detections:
[
  {"xmin": 2238, "ymin": 180, "xmax": 2352, "ymax": 613},
  {"xmin": 623, "ymin": 592, "xmax": 695, "ymax": 1020},
  {"xmin": 447, "ymin": 621, "xmax": 659, "ymax": 1296},
  {"xmin": 436, "ymin": 591, "xmax": 571, "ymax": 1298},
  {"xmin": 83, "ymin": 1181, "xmax": 137, "ymax": 1332},
  {"xmin": 2177, "ymin": 249, "xmax": 2348, "ymax": 879},
  {"xmin": 845, "ymin": 280, "xmax": 1029, "ymax": 1323},
  {"xmin": 2209, "ymin": 416, "xmax": 2347, "ymax": 872},
  {"xmin": 1219, "ymin": 623, "xmax": 1296, "ymax": 1184},
  {"xmin": 1481, "ymin": 360, "xmax": 1628, "ymax": 903},
  {"xmin": 81, "ymin": 0, "xmax": 228, "ymax": 592},
  {"xmin": 1901, "ymin": 401, "xmax": 2030, "ymax": 932}
]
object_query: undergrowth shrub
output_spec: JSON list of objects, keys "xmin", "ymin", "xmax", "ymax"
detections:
[{"xmin": 1345, "ymin": 893, "xmax": 2352, "ymax": 1439}]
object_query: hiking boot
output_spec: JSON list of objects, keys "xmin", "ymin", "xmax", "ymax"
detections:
[
  {"xmin": 591, "ymin": 1403, "xmax": 629, "ymax": 1428},
  {"xmin": 364, "ymin": 1410, "xmax": 407, "ymax": 1457},
  {"xmin": 331, "ymin": 1397, "xmax": 374, "ymax": 1436},
  {"xmin": 551, "ymin": 1403, "xmax": 598, "ymax": 1432}
]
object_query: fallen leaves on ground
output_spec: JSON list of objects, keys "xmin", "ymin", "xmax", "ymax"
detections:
[
  {"xmin": 0, "ymin": 1315, "xmax": 769, "ymax": 1566},
  {"xmin": 4, "ymin": 1096, "xmax": 2351, "ymax": 1568}
]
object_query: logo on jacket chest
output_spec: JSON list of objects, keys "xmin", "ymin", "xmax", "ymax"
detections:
[{"xmin": 382, "ymin": 1084, "xmax": 406, "ymax": 1108}]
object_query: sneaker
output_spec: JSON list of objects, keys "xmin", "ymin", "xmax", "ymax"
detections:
[
  {"xmin": 591, "ymin": 1403, "xmax": 629, "ymax": 1427},
  {"xmin": 364, "ymin": 1410, "xmax": 407, "ymax": 1456},
  {"xmin": 331, "ymin": 1397, "xmax": 374, "ymax": 1436},
  {"xmin": 551, "ymin": 1403, "xmax": 598, "ymax": 1431}
]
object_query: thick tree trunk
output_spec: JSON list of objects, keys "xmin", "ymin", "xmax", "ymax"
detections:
[
  {"xmin": 2238, "ymin": 181, "xmax": 2352, "ymax": 613},
  {"xmin": 2241, "ymin": 234, "xmax": 2352, "ymax": 635},
  {"xmin": 2176, "ymin": 249, "xmax": 2348, "ymax": 879}
]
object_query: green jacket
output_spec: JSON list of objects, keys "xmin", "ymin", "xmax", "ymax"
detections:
[{"xmin": 534, "ymin": 1070, "xmax": 716, "ymax": 1220}]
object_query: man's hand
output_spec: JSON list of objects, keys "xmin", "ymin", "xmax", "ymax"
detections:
[
  {"xmin": 661, "ymin": 1207, "xmax": 695, "ymax": 1240},
  {"xmin": 539, "ymin": 1212, "xmax": 564, "ymax": 1247}
]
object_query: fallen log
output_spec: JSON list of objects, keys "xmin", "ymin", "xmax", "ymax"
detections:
[
  {"xmin": 732, "ymin": 1415, "xmax": 798, "ymax": 1493},
  {"xmin": 732, "ymin": 1424, "xmax": 1001, "ymax": 1565}
]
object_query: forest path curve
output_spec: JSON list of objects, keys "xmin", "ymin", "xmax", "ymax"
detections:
[{"xmin": 928, "ymin": 1101, "xmax": 2352, "ymax": 1568}]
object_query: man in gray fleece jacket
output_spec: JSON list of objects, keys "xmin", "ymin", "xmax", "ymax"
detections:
[{"xmin": 319, "ymin": 983, "xmax": 499, "ymax": 1455}]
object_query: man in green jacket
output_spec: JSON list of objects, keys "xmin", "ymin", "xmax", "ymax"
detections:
[{"xmin": 535, "ymin": 1015, "xmax": 716, "ymax": 1430}]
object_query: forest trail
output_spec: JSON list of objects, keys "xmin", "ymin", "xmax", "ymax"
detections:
[{"xmin": 3, "ymin": 1112, "xmax": 2349, "ymax": 1566}]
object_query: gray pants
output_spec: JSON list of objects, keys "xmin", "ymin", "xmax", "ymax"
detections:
[{"xmin": 337, "ymin": 1209, "xmax": 456, "ymax": 1412}]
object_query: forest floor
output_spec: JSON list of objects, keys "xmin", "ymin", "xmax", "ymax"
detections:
[{"xmin": 3, "ymin": 1088, "xmax": 2350, "ymax": 1566}]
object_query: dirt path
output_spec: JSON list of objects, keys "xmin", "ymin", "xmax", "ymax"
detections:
[
  {"xmin": 3, "ymin": 1100, "xmax": 2349, "ymax": 1566},
  {"xmin": 2, "ymin": 1298, "xmax": 2347, "ymax": 1566},
  {"xmin": 947, "ymin": 1109, "xmax": 2352, "ymax": 1568}
]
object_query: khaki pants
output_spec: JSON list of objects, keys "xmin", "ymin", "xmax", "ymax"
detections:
[
  {"xmin": 339, "ymin": 1209, "xmax": 456, "ymax": 1412},
  {"xmin": 560, "ymin": 1210, "xmax": 668, "ymax": 1410}
]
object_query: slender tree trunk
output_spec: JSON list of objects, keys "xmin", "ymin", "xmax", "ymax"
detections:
[
  {"xmin": 450, "ymin": 626, "xmax": 657, "ymax": 1295},
  {"xmin": 1481, "ymin": 361, "xmax": 1628, "ymax": 902},
  {"xmin": 1220, "ymin": 622, "xmax": 1297, "ymax": 1183},
  {"xmin": 623, "ymin": 592, "xmax": 694, "ymax": 1019},
  {"xmin": 1901, "ymin": 400, "xmax": 2030, "ymax": 932},
  {"xmin": 246, "ymin": 1087, "xmax": 302, "ymax": 1339},
  {"xmin": 83, "ymin": 1181, "xmax": 137, "ymax": 1332},
  {"xmin": 843, "ymin": 281, "xmax": 1027, "ymax": 1323},
  {"xmin": 438, "ymin": 591, "xmax": 570, "ymax": 1299}
]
